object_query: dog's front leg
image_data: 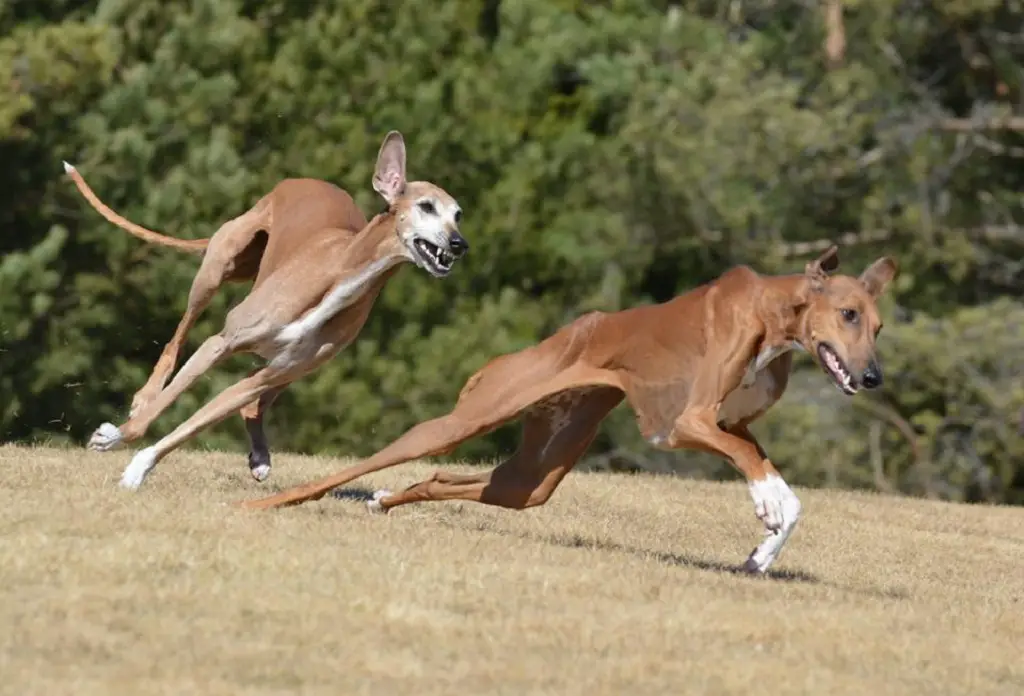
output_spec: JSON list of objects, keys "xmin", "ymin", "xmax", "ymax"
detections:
[
  {"xmin": 667, "ymin": 410, "xmax": 801, "ymax": 574},
  {"xmin": 725, "ymin": 423, "xmax": 802, "ymax": 573}
]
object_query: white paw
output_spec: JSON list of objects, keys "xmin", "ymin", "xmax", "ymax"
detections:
[
  {"xmin": 745, "ymin": 475, "xmax": 802, "ymax": 573},
  {"xmin": 743, "ymin": 528, "xmax": 784, "ymax": 574},
  {"xmin": 250, "ymin": 463, "xmax": 271, "ymax": 482},
  {"xmin": 88, "ymin": 422, "xmax": 124, "ymax": 452},
  {"xmin": 748, "ymin": 475, "xmax": 800, "ymax": 532},
  {"xmin": 366, "ymin": 489, "xmax": 392, "ymax": 515},
  {"xmin": 119, "ymin": 447, "xmax": 157, "ymax": 491}
]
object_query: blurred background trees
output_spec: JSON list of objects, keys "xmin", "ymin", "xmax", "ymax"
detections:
[{"xmin": 2, "ymin": 0, "xmax": 1022, "ymax": 503}]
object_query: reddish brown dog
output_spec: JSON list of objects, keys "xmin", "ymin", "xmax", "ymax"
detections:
[{"xmin": 241, "ymin": 246, "xmax": 897, "ymax": 574}]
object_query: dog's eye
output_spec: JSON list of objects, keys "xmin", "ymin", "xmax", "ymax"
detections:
[
  {"xmin": 841, "ymin": 308, "xmax": 859, "ymax": 324},
  {"xmin": 417, "ymin": 201, "xmax": 437, "ymax": 215},
  {"xmin": 454, "ymin": 209, "xmax": 462, "ymax": 224}
]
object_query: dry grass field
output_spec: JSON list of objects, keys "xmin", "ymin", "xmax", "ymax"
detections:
[{"xmin": 0, "ymin": 444, "xmax": 1021, "ymax": 695}]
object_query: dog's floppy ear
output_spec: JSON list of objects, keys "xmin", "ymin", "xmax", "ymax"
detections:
[
  {"xmin": 804, "ymin": 244, "xmax": 839, "ymax": 290},
  {"xmin": 859, "ymin": 256, "xmax": 898, "ymax": 298},
  {"xmin": 372, "ymin": 131, "xmax": 407, "ymax": 205}
]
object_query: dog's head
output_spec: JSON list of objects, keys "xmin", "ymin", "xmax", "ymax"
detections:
[
  {"xmin": 797, "ymin": 245, "xmax": 898, "ymax": 395},
  {"xmin": 371, "ymin": 131, "xmax": 467, "ymax": 278}
]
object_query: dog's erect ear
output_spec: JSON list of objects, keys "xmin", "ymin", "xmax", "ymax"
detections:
[
  {"xmin": 859, "ymin": 257, "xmax": 898, "ymax": 298},
  {"xmin": 372, "ymin": 131, "xmax": 407, "ymax": 205},
  {"xmin": 804, "ymin": 244, "xmax": 839, "ymax": 290},
  {"xmin": 806, "ymin": 244, "xmax": 839, "ymax": 276}
]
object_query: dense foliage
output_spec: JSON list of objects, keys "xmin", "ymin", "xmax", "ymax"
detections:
[{"xmin": 2, "ymin": 0, "xmax": 1022, "ymax": 503}]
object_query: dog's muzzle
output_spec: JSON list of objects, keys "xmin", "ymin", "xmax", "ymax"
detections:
[{"xmin": 411, "ymin": 232, "xmax": 468, "ymax": 277}]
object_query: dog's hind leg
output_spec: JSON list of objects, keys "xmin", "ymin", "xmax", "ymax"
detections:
[
  {"xmin": 238, "ymin": 406, "xmax": 496, "ymax": 509},
  {"xmin": 119, "ymin": 366, "xmax": 289, "ymax": 490},
  {"xmin": 127, "ymin": 202, "xmax": 271, "ymax": 420},
  {"xmin": 237, "ymin": 320, "xmax": 625, "ymax": 510},
  {"xmin": 367, "ymin": 386, "xmax": 623, "ymax": 513},
  {"xmin": 240, "ymin": 380, "xmax": 288, "ymax": 482}
]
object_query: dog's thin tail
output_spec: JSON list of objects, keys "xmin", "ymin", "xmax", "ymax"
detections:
[{"xmin": 62, "ymin": 161, "xmax": 209, "ymax": 255}]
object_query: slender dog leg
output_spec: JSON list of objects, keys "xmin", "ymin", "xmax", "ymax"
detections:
[
  {"xmin": 129, "ymin": 264, "xmax": 222, "ymax": 419},
  {"xmin": 238, "ymin": 370, "xmax": 621, "ymax": 511},
  {"xmin": 369, "ymin": 387, "xmax": 622, "ymax": 513},
  {"xmin": 240, "ymin": 381, "xmax": 288, "ymax": 482},
  {"xmin": 129, "ymin": 207, "xmax": 269, "ymax": 418},
  {"xmin": 726, "ymin": 422, "xmax": 801, "ymax": 573},
  {"xmin": 119, "ymin": 367, "xmax": 287, "ymax": 490},
  {"xmin": 238, "ymin": 410, "xmax": 487, "ymax": 509},
  {"xmin": 668, "ymin": 409, "xmax": 801, "ymax": 574},
  {"xmin": 88, "ymin": 334, "xmax": 232, "ymax": 451}
]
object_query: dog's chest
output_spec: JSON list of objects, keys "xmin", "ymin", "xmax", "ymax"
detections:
[
  {"xmin": 717, "ymin": 370, "xmax": 779, "ymax": 428},
  {"xmin": 717, "ymin": 343, "xmax": 798, "ymax": 428}
]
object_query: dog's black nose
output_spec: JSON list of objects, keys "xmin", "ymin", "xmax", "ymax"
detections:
[
  {"xmin": 861, "ymin": 363, "xmax": 883, "ymax": 389},
  {"xmin": 449, "ymin": 232, "xmax": 469, "ymax": 256}
]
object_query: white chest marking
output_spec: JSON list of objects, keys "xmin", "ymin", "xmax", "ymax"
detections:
[
  {"xmin": 719, "ymin": 341, "xmax": 803, "ymax": 427},
  {"xmin": 275, "ymin": 257, "xmax": 398, "ymax": 346},
  {"xmin": 740, "ymin": 341, "xmax": 803, "ymax": 387},
  {"xmin": 267, "ymin": 257, "xmax": 400, "ymax": 371}
]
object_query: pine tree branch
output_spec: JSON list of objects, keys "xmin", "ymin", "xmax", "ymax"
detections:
[{"xmin": 938, "ymin": 116, "xmax": 1024, "ymax": 132}]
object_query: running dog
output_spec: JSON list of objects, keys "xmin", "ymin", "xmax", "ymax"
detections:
[{"xmin": 67, "ymin": 131, "xmax": 468, "ymax": 489}]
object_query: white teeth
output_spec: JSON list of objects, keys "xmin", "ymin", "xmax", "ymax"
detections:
[
  {"xmin": 821, "ymin": 347, "xmax": 854, "ymax": 392},
  {"xmin": 432, "ymin": 247, "xmax": 453, "ymax": 268},
  {"xmin": 415, "ymin": 240, "xmax": 453, "ymax": 270}
]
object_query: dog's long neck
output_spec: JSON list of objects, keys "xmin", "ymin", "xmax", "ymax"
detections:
[
  {"xmin": 343, "ymin": 210, "xmax": 406, "ymax": 267},
  {"xmin": 735, "ymin": 274, "xmax": 815, "ymax": 383},
  {"xmin": 757, "ymin": 274, "xmax": 816, "ymax": 344},
  {"xmin": 327, "ymin": 210, "xmax": 409, "ymax": 300}
]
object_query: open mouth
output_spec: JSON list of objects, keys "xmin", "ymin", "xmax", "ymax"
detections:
[
  {"xmin": 412, "ymin": 238, "xmax": 456, "ymax": 277},
  {"xmin": 817, "ymin": 343, "xmax": 858, "ymax": 396}
]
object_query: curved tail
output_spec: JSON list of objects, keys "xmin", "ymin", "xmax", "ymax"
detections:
[{"xmin": 63, "ymin": 161, "xmax": 209, "ymax": 255}]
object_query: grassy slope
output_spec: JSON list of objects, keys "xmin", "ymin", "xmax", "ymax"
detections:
[{"xmin": 0, "ymin": 444, "xmax": 1021, "ymax": 695}]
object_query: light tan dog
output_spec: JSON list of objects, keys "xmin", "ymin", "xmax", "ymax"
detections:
[
  {"xmin": 241, "ymin": 246, "xmax": 896, "ymax": 574},
  {"xmin": 66, "ymin": 131, "xmax": 468, "ymax": 489}
]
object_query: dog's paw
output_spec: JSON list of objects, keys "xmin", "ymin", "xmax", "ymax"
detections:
[
  {"xmin": 742, "ymin": 551, "xmax": 773, "ymax": 574},
  {"xmin": 248, "ymin": 450, "xmax": 272, "ymax": 482},
  {"xmin": 119, "ymin": 447, "xmax": 157, "ymax": 491},
  {"xmin": 366, "ymin": 489, "xmax": 392, "ymax": 515},
  {"xmin": 744, "ymin": 475, "xmax": 802, "ymax": 573},
  {"xmin": 88, "ymin": 422, "xmax": 124, "ymax": 452},
  {"xmin": 748, "ymin": 475, "xmax": 801, "ymax": 533}
]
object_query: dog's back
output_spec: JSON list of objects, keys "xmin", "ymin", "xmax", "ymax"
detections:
[{"xmin": 252, "ymin": 178, "xmax": 368, "ymax": 289}]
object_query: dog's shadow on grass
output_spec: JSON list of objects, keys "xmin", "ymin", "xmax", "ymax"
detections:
[
  {"xmin": 330, "ymin": 486, "xmax": 378, "ymax": 503},
  {"xmin": 327, "ymin": 487, "xmax": 913, "ymax": 598},
  {"xmin": 329, "ymin": 486, "xmax": 817, "ymax": 584},
  {"xmin": 552, "ymin": 532, "xmax": 820, "ymax": 583},
  {"xmin": 522, "ymin": 529, "xmax": 821, "ymax": 583},
  {"xmin": 540, "ymin": 532, "xmax": 908, "ymax": 599}
]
